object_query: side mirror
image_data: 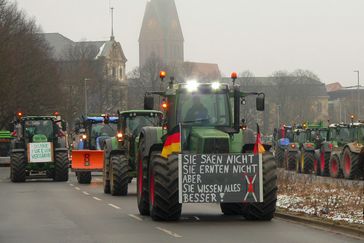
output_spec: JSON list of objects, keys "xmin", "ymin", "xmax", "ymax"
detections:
[
  {"xmin": 256, "ymin": 93, "xmax": 265, "ymax": 111},
  {"xmin": 61, "ymin": 121, "xmax": 67, "ymax": 132},
  {"xmin": 144, "ymin": 95, "xmax": 154, "ymax": 110}
]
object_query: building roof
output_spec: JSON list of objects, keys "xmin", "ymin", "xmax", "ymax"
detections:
[
  {"xmin": 326, "ymin": 82, "xmax": 343, "ymax": 92},
  {"xmin": 184, "ymin": 61, "xmax": 221, "ymax": 80},
  {"xmin": 40, "ymin": 33, "xmax": 127, "ymax": 62}
]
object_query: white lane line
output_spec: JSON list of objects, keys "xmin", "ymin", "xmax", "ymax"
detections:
[
  {"xmin": 108, "ymin": 203, "xmax": 121, "ymax": 210},
  {"xmin": 75, "ymin": 187, "xmax": 80, "ymax": 190},
  {"xmin": 82, "ymin": 191, "xmax": 90, "ymax": 195},
  {"xmin": 194, "ymin": 216, "xmax": 200, "ymax": 221},
  {"xmin": 93, "ymin": 196, "xmax": 102, "ymax": 201},
  {"xmin": 156, "ymin": 227, "xmax": 182, "ymax": 238},
  {"xmin": 69, "ymin": 183, "xmax": 74, "ymax": 186},
  {"xmin": 128, "ymin": 214, "xmax": 143, "ymax": 221}
]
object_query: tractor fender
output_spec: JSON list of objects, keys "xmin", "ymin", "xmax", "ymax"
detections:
[
  {"xmin": 344, "ymin": 143, "xmax": 361, "ymax": 154},
  {"xmin": 11, "ymin": 148, "xmax": 25, "ymax": 154},
  {"xmin": 139, "ymin": 127, "xmax": 163, "ymax": 158}
]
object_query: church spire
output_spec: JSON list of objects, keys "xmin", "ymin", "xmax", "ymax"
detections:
[{"xmin": 110, "ymin": 7, "xmax": 114, "ymax": 40}]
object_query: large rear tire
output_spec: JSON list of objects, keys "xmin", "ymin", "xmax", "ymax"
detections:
[
  {"xmin": 103, "ymin": 151, "xmax": 110, "ymax": 194},
  {"xmin": 320, "ymin": 151, "xmax": 331, "ymax": 177},
  {"xmin": 342, "ymin": 148, "xmax": 361, "ymax": 179},
  {"xmin": 10, "ymin": 153, "xmax": 26, "ymax": 182},
  {"xmin": 329, "ymin": 154, "xmax": 342, "ymax": 178},
  {"xmin": 149, "ymin": 154, "xmax": 181, "ymax": 221},
  {"xmin": 110, "ymin": 155, "xmax": 129, "ymax": 196},
  {"xmin": 54, "ymin": 152, "xmax": 69, "ymax": 181},
  {"xmin": 77, "ymin": 171, "xmax": 91, "ymax": 184},
  {"xmin": 220, "ymin": 153, "xmax": 277, "ymax": 220}
]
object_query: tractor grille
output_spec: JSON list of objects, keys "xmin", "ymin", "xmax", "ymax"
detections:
[{"xmin": 203, "ymin": 138, "xmax": 229, "ymax": 154}]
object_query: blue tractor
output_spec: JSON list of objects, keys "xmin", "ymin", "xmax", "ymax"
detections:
[{"xmin": 273, "ymin": 125, "xmax": 293, "ymax": 168}]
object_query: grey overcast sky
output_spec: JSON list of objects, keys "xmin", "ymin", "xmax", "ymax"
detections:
[{"xmin": 13, "ymin": 0, "xmax": 364, "ymax": 86}]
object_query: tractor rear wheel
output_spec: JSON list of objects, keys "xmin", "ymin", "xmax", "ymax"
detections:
[
  {"xmin": 320, "ymin": 152, "xmax": 331, "ymax": 177},
  {"xmin": 342, "ymin": 148, "xmax": 361, "ymax": 179},
  {"xmin": 275, "ymin": 147, "xmax": 284, "ymax": 168},
  {"xmin": 10, "ymin": 153, "xmax": 26, "ymax": 182},
  {"xmin": 149, "ymin": 154, "xmax": 181, "ymax": 221},
  {"xmin": 221, "ymin": 153, "xmax": 277, "ymax": 220},
  {"xmin": 286, "ymin": 152, "xmax": 297, "ymax": 171},
  {"xmin": 110, "ymin": 155, "xmax": 129, "ymax": 196},
  {"xmin": 77, "ymin": 171, "xmax": 91, "ymax": 184},
  {"xmin": 54, "ymin": 152, "xmax": 69, "ymax": 181},
  {"xmin": 302, "ymin": 151, "xmax": 314, "ymax": 174},
  {"xmin": 329, "ymin": 154, "xmax": 342, "ymax": 178}
]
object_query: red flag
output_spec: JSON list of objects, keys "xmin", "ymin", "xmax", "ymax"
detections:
[{"xmin": 253, "ymin": 124, "xmax": 265, "ymax": 154}]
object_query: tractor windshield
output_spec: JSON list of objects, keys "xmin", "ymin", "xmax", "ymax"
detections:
[
  {"xmin": 91, "ymin": 123, "xmax": 117, "ymax": 138},
  {"xmin": 126, "ymin": 116, "xmax": 160, "ymax": 136},
  {"xmin": 24, "ymin": 120, "xmax": 53, "ymax": 142},
  {"xmin": 338, "ymin": 127, "xmax": 352, "ymax": 143},
  {"xmin": 356, "ymin": 126, "xmax": 364, "ymax": 143},
  {"xmin": 177, "ymin": 92, "xmax": 231, "ymax": 126}
]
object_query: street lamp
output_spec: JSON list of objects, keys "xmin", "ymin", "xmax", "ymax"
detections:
[
  {"xmin": 84, "ymin": 78, "xmax": 91, "ymax": 115},
  {"xmin": 354, "ymin": 70, "xmax": 360, "ymax": 119}
]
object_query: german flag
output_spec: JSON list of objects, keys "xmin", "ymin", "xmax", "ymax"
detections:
[
  {"xmin": 253, "ymin": 124, "xmax": 265, "ymax": 155},
  {"xmin": 161, "ymin": 125, "xmax": 181, "ymax": 158}
]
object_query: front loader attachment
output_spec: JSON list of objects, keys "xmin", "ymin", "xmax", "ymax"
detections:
[{"xmin": 71, "ymin": 150, "xmax": 104, "ymax": 172}]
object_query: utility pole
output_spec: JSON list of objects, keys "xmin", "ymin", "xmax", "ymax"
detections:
[{"xmin": 354, "ymin": 70, "xmax": 360, "ymax": 119}]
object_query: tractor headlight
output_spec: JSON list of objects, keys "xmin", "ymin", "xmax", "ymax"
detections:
[
  {"xmin": 211, "ymin": 81, "xmax": 221, "ymax": 90},
  {"xmin": 117, "ymin": 132, "xmax": 123, "ymax": 142},
  {"xmin": 82, "ymin": 134, "xmax": 87, "ymax": 140},
  {"xmin": 185, "ymin": 80, "xmax": 199, "ymax": 92}
]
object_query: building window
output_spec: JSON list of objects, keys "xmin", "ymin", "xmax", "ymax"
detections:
[{"xmin": 112, "ymin": 67, "xmax": 116, "ymax": 77}]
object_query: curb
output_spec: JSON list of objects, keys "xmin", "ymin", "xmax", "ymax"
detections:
[{"xmin": 275, "ymin": 211, "xmax": 364, "ymax": 238}]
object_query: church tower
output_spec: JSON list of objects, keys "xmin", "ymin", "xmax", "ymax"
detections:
[{"xmin": 139, "ymin": 0, "xmax": 184, "ymax": 68}]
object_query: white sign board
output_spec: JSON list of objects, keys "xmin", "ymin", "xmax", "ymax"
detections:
[{"xmin": 28, "ymin": 142, "xmax": 53, "ymax": 163}]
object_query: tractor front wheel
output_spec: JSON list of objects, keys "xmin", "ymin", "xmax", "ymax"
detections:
[
  {"xmin": 149, "ymin": 154, "xmax": 181, "ymax": 221},
  {"xmin": 110, "ymin": 155, "xmax": 129, "ymax": 196},
  {"xmin": 329, "ymin": 154, "xmax": 342, "ymax": 178},
  {"xmin": 103, "ymin": 153, "xmax": 110, "ymax": 194},
  {"xmin": 54, "ymin": 152, "xmax": 69, "ymax": 181},
  {"xmin": 302, "ymin": 151, "xmax": 314, "ymax": 174},
  {"xmin": 275, "ymin": 147, "xmax": 284, "ymax": 168},
  {"xmin": 10, "ymin": 153, "xmax": 26, "ymax": 182},
  {"xmin": 286, "ymin": 152, "xmax": 297, "ymax": 171},
  {"xmin": 77, "ymin": 171, "xmax": 92, "ymax": 184},
  {"xmin": 221, "ymin": 153, "xmax": 277, "ymax": 220},
  {"xmin": 320, "ymin": 152, "xmax": 331, "ymax": 177}
]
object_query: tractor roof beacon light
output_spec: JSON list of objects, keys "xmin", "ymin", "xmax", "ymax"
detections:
[
  {"xmin": 231, "ymin": 72, "xmax": 238, "ymax": 85},
  {"xmin": 161, "ymin": 99, "xmax": 168, "ymax": 110},
  {"xmin": 54, "ymin": 111, "xmax": 60, "ymax": 116},
  {"xmin": 160, "ymin": 71, "xmax": 166, "ymax": 81},
  {"xmin": 185, "ymin": 80, "xmax": 199, "ymax": 92}
]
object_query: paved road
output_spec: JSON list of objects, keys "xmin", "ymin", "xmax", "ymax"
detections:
[{"xmin": 0, "ymin": 167, "xmax": 362, "ymax": 243}]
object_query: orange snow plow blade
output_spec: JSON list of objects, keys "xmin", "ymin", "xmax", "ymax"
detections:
[{"xmin": 71, "ymin": 150, "xmax": 104, "ymax": 171}]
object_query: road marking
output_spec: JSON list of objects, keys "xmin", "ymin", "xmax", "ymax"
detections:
[
  {"xmin": 69, "ymin": 183, "xmax": 74, "ymax": 186},
  {"xmin": 156, "ymin": 227, "xmax": 182, "ymax": 238},
  {"xmin": 93, "ymin": 196, "xmax": 102, "ymax": 201},
  {"xmin": 75, "ymin": 187, "xmax": 80, "ymax": 190},
  {"xmin": 108, "ymin": 203, "xmax": 121, "ymax": 209},
  {"xmin": 194, "ymin": 216, "xmax": 200, "ymax": 221},
  {"xmin": 128, "ymin": 214, "xmax": 143, "ymax": 221},
  {"xmin": 82, "ymin": 191, "xmax": 90, "ymax": 195}
]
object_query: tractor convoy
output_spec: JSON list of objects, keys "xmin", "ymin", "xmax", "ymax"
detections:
[
  {"xmin": 4, "ymin": 71, "xmax": 362, "ymax": 224},
  {"xmin": 277, "ymin": 121, "xmax": 364, "ymax": 180}
]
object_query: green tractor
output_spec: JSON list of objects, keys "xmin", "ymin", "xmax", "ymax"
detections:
[
  {"xmin": 329, "ymin": 122, "xmax": 364, "ymax": 179},
  {"xmin": 294, "ymin": 122, "xmax": 326, "ymax": 174},
  {"xmin": 10, "ymin": 114, "xmax": 69, "ymax": 182},
  {"xmin": 0, "ymin": 130, "xmax": 15, "ymax": 166},
  {"xmin": 136, "ymin": 75, "xmax": 277, "ymax": 221},
  {"xmin": 103, "ymin": 110, "xmax": 163, "ymax": 196}
]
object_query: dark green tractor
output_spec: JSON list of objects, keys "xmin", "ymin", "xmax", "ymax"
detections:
[
  {"xmin": 329, "ymin": 123, "xmax": 364, "ymax": 179},
  {"xmin": 0, "ymin": 130, "xmax": 15, "ymax": 166},
  {"xmin": 10, "ymin": 115, "xmax": 69, "ymax": 182},
  {"xmin": 136, "ymin": 75, "xmax": 277, "ymax": 221},
  {"xmin": 103, "ymin": 110, "xmax": 163, "ymax": 196}
]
